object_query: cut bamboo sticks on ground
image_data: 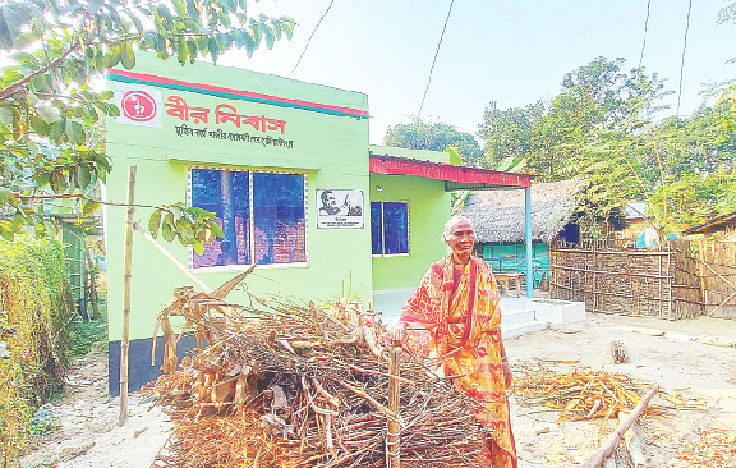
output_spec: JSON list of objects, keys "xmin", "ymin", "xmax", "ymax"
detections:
[
  {"xmin": 513, "ymin": 363, "xmax": 703, "ymax": 423},
  {"xmin": 580, "ymin": 385, "xmax": 658, "ymax": 468}
]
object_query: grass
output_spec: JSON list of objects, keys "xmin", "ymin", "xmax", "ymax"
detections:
[{"xmin": 68, "ymin": 319, "xmax": 107, "ymax": 359}]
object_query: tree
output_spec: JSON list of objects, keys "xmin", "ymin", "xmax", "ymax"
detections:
[
  {"xmin": 477, "ymin": 100, "xmax": 544, "ymax": 168},
  {"xmin": 477, "ymin": 55, "xmax": 736, "ymax": 237},
  {"xmin": 0, "ymin": 0, "xmax": 294, "ymax": 246},
  {"xmin": 384, "ymin": 119, "xmax": 482, "ymax": 165}
]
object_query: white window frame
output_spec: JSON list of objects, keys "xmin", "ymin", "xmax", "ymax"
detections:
[
  {"xmin": 371, "ymin": 200, "xmax": 410, "ymax": 257},
  {"xmin": 187, "ymin": 166, "xmax": 309, "ymax": 271}
]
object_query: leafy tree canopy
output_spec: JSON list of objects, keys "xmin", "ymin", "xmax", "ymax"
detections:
[
  {"xmin": 384, "ymin": 119, "xmax": 482, "ymax": 165},
  {"xmin": 478, "ymin": 55, "xmax": 736, "ymax": 237},
  {"xmin": 0, "ymin": 0, "xmax": 294, "ymax": 247}
]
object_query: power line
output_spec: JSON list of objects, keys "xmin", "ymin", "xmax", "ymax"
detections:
[
  {"xmin": 676, "ymin": 0, "xmax": 692, "ymax": 120},
  {"xmin": 638, "ymin": 0, "xmax": 652, "ymax": 70},
  {"xmin": 288, "ymin": 0, "xmax": 336, "ymax": 76},
  {"xmin": 417, "ymin": 0, "xmax": 456, "ymax": 118}
]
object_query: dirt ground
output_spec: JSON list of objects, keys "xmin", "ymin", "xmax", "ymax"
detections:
[
  {"xmin": 507, "ymin": 314, "xmax": 736, "ymax": 467},
  {"xmin": 19, "ymin": 346, "xmax": 172, "ymax": 468},
  {"xmin": 19, "ymin": 314, "xmax": 736, "ymax": 467}
]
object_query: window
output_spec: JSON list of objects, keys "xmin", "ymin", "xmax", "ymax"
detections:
[
  {"xmin": 191, "ymin": 168, "xmax": 306, "ymax": 268},
  {"xmin": 371, "ymin": 201, "xmax": 409, "ymax": 255}
]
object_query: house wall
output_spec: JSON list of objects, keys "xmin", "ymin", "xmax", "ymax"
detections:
[
  {"xmin": 105, "ymin": 53, "xmax": 372, "ymax": 392},
  {"xmin": 369, "ymin": 173, "xmax": 451, "ymax": 292}
]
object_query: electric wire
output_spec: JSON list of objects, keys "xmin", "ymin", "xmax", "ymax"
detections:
[
  {"xmin": 417, "ymin": 0, "xmax": 456, "ymax": 118},
  {"xmin": 638, "ymin": 0, "xmax": 652, "ymax": 70},
  {"xmin": 676, "ymin": 0, "xmax": 692, "ymax": 120},
  {"xmin": 288, "ymin": 0, "xmax": 336, "ymax": 76}
]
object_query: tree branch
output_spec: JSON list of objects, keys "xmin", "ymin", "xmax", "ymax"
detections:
[{"xmin": 0, "ymin": 42, "xmax": 81, "ymax": 102}]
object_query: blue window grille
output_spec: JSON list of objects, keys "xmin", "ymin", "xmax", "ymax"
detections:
[
  {"xmin": 192, "ymin": 169, "xmax": 249, "ymax": 268},
  {"xmin": 371, "ymin": 201, "xmax": 409, "ymax": 255},
  {"xmin": 254, "ymin": 172, "xmax": 306, "ymax": 265},
  {"xmin": 191, "ymin": 169, "xmax": 306, "ymax": 267}
]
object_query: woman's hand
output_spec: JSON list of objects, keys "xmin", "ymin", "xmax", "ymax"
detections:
[{"xmin": 383, "ymin": 325, "xmax": 407, "ymax": 348}]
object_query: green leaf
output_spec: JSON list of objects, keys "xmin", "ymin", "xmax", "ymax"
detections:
[
  {"xmin": 82, "ymin": 200, "xmax": 100, "ymax": 217},
  {"xmin": 49, "ymin": 119, "xmax": 64, "ymax": 143},
  {"xmin": 10, "ymin": 213, "xmax": 24, "ymax": 231},
  {"xmin": 65, "ymin": 119, "xmax": 85, "ymax": 144},
  {"xmin": 282, "ymin": 20, "xmax": 294, "ymax": 41},
  {"xmin": 30, "ymin": 115, "xmax": 50, "ymax": 136},
  {"xmin": 104, "ymin": 44, "xmax": 121, "ymax": 68},
  {"xmin": 148, "ymin": 209, "xmax": 162, "ymax": 238},
  {"xmin": 192, "ymin": 241, "xmax": 204, "ymax": 255},
  {"xmin": 50, "ymin": 171, "xmax": 65, "ymax": 193},
  {"xmin": 36, "ymin": 104, "xmax": 61, "ymax": 124},
  {"xmin": 187, "ymin": 0, "xmax": 199, "ymax": 21},
  {"xmin": 177, "ymin": 40, "xmax": 187, "ymax": 65},
  {"xmin": 208, "ymin": 220, "xmax": 224, "ymax": 238},
  {"xmin": 197, "ymin": 36, "xmax": 208, "ymax": 54},
  {"xmin": 161, "ymin": 220, "xmax": 175, "ymax": 242},
  {"xmin": 175, "ymin": 216, "xmax": 193, "ymax": 242},
  {"xmin": 156, "ymin": 4, "xmax": 172, "ymax": 22},
  {"xmin": 120, "ymin": 41, "xmax": 135, "ymax": 69},
  {"xmin": 0, "ymin": 188, "xmax": 11, "ymax": 204},
  {"xmin": 77, "ymin": 165, "xmax": 91, "ymax": 188},
  {"xmin": 208, "ymin": 36, "xmax": 218, "ymax": 63},
  {"xmin": 34, "ymin": 172, "xmax": 50, "ymax": 188},
  {"xmin": 0, "ymin": 106, "xmax": 14, "ymax": 128}
]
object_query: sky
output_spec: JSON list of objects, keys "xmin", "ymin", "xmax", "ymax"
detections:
[{"xmin": 219, "ymin": 0, "xmax": 736, "ymax": 145}]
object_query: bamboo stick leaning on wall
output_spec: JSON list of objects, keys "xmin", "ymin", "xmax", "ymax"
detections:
[
  {"xmin": 132, "ymin": 222, "xmax": 213, "ymax": 294},
  {"xmin": 120, "ymin": 165, "xmax": 136, "ymax": 425}
]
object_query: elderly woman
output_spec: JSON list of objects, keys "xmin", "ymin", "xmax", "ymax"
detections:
[{"xmin": 387, "ymin": 215, "xmax": 517, "ymax": 467}]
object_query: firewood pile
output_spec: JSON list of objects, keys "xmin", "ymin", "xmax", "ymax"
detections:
[
  {"xmin": 144, "ymin": 282, "xmax": 490, "ymax": 467},
  {"xmin": 672, "ymin": 427, "xmax": 736, "ymax": 467},
  {"xmin": 513, "ymin": 363, "xmax": 703, "ymax": 424}
]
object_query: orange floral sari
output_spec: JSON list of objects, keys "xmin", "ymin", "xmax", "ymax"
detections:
[{"xmin": 400, "ymin": 255, "xmax": 517, "ymax": 467}]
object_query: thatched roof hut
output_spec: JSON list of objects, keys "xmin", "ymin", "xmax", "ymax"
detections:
[{"xmin": 457, "ymin": 179, "xmax": 584, "ymax": 243}]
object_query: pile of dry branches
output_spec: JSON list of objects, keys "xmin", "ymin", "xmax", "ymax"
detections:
[
  {"xmin": 513, "ymin": 365, "xmax": 661, "ymax": 423},
  {"xmin": 673, "ymin": 427, "xmax": 736, "ymax": 467},
  {"xmin": 144, "ymin": 281, "xmax": 490, "ymax": 467}
]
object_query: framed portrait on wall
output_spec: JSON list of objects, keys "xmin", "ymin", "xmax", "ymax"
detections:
[{"xmin": 316, "ymin": 189, "xmax": 364, "ymax": 229}]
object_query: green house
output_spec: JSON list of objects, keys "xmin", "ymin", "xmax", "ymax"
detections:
[{"xmin": 104, "ymin": 53, "xmax": 534, "ymax": 393}]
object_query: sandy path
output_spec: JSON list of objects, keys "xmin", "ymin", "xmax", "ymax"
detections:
[{"xmin": 19, "ymin": 348, "xmax": 172, "ymax": 468}]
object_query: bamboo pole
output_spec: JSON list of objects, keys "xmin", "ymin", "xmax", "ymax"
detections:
[
  {"xmin": 386, "ymin": 348, "xmax": 401, "ymax": 468},
  {"xmin": 132, "ymin": 222, "xmax": 213, "ymax": 294},
  {"xmin": 120, "ymin": 165, "xmax": 136, "ymax": 425},
  {"xmin": 580, "ymin": 385, "xmax": 658, "ymax": 468}
]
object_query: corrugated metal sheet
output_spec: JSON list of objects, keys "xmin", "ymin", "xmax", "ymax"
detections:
[{"xmin": 368, "ymin": 155, "xmax": 534, "ymax": 188}]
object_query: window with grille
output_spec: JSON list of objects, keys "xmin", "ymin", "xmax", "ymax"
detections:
[
  {"xmin": 191, "ymin": 168, "xmax": 306, "ymax": 268},
  {"xmin": 371, "ymin": 201, "xmax": 409, "ymax": 255}
]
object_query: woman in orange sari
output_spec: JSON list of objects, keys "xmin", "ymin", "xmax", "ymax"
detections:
[{"xmin": 386, "ymin": 215, "xmax": 517, "ymax": 467}]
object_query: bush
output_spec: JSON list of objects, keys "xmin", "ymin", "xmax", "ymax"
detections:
[{"xmin": 0, "ymin": 234, "xmax": 74, "ymax": 463}]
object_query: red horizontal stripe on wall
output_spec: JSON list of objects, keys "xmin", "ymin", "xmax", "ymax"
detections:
[{"xmin": 108, "ymin": 69, "xmax": 368, "ymax": 117}]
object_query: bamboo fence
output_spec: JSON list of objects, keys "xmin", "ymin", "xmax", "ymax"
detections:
[
  {"xmin": 550, "ymin": 239, "xmax": 703, "ymax": 319},
  {"xmin": 694, "ymin": 239, "xmax": 736, "ymax": 318}
]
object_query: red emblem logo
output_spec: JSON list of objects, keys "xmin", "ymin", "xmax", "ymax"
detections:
[{"xmin": 121, "ymin": 91, "xmax": 157, "ymax": 121}]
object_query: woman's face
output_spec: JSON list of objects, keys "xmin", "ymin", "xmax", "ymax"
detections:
[{"xmin": 446, "ymin": 220, "xmax": 475, "ymax": 262}]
